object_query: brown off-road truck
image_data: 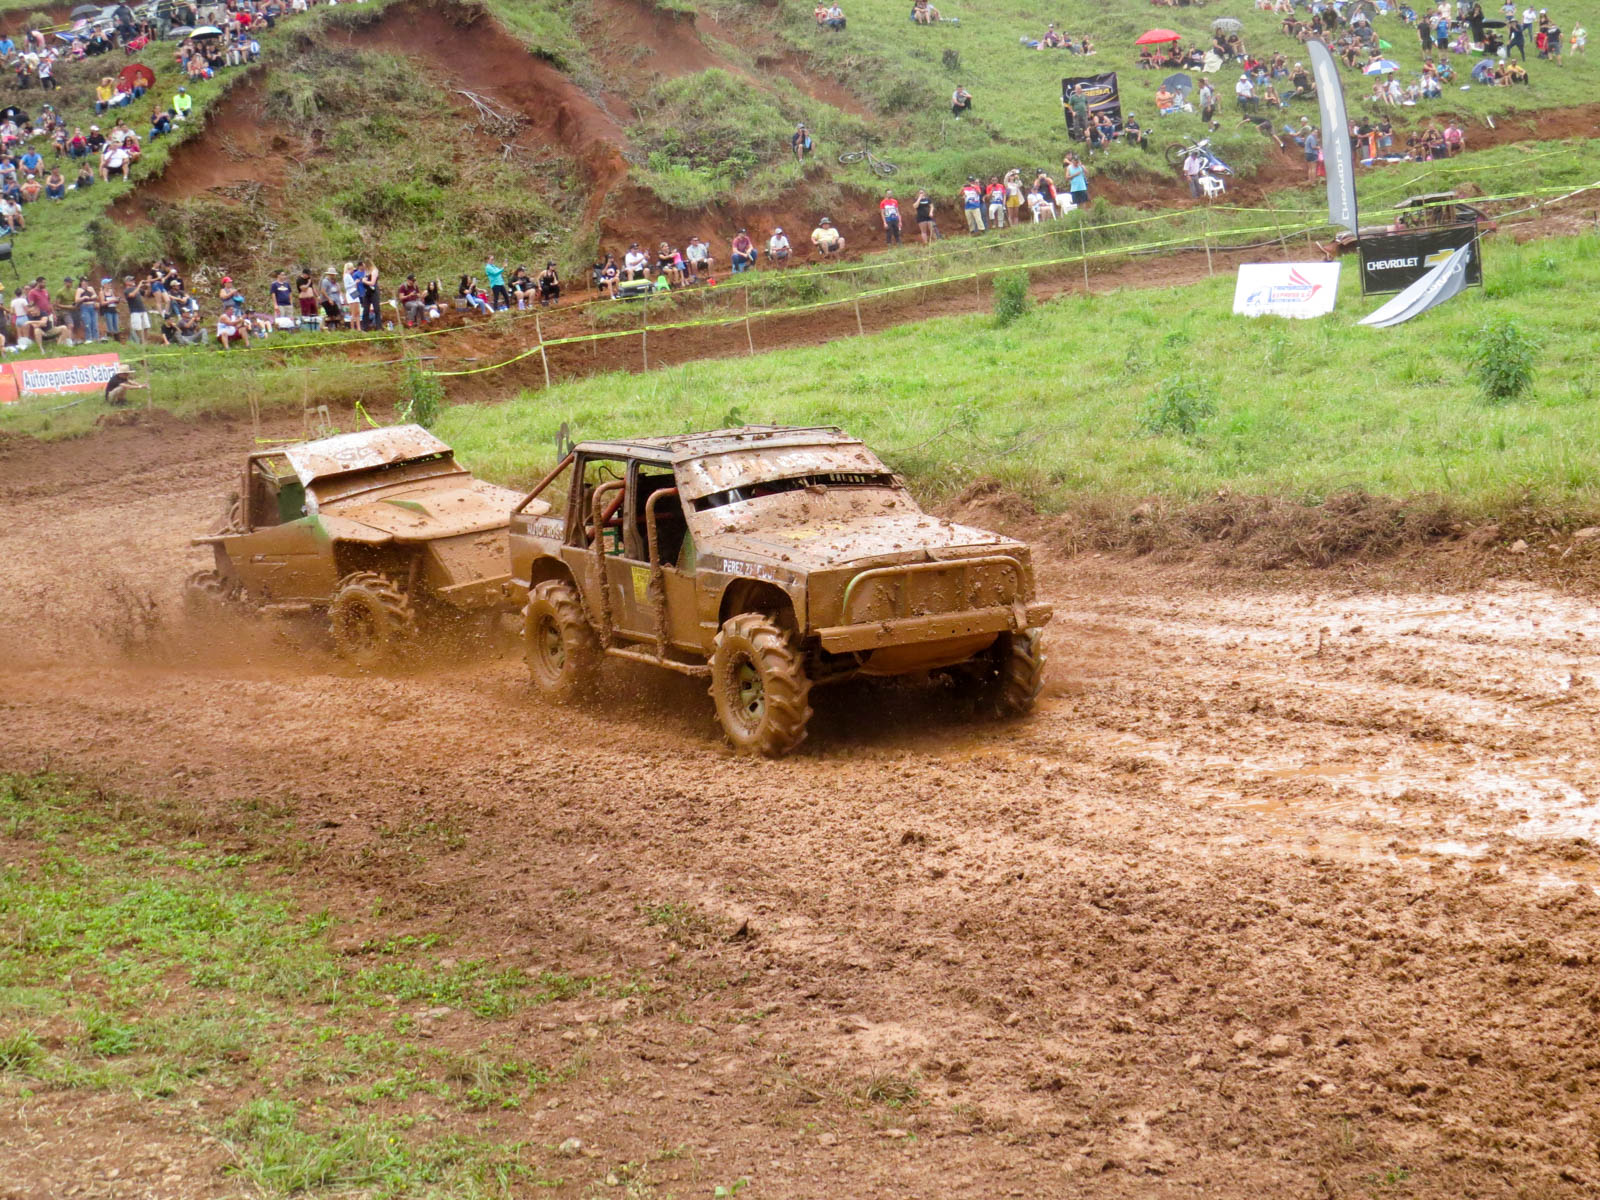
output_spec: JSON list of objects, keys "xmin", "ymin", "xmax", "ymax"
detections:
[
  {"xmin": 189, "ymin": 425, "xmax": 522, "ymax": 666},
  {"xmin": 508, "ymin": 425, "xmax": 1053, "ymax": 755}
]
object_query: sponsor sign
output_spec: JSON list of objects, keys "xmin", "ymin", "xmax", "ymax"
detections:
[
  {"xmin": 1307, "ymin": 40, "xmax": 1358, "ymax": 235},
  {"xmin": 1233, "ymin": 262, "xmax": 1341, "ymax": 319},
  {"xmin": 1358, "ymin": 225, "xmax": 1481, "ymax": 295},
  {"xmin": 0, "ymin": 352, "xmax": 123, "ymax": 402},
  {"xmin": 1061, "ymin": 72, "xmax": 1121, "ymax": 127}
]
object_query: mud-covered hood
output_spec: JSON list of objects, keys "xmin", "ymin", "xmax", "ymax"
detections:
[
  {"xmin": 696, "ymin": 510, "xmax": 1019, "ymax": 572},
  {"xmin": 322, "ymin": 479, "xmax": 521, "ymax": 541}
]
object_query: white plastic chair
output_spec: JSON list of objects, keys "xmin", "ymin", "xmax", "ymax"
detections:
[{"xmin": 1198, "ymin": 174, "xmax": 1226, "ymax": 199}]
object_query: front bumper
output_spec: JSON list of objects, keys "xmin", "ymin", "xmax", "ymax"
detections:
[{"xmin": 816, "ymin": 601, "xmax": 1053, "ymax": 654}]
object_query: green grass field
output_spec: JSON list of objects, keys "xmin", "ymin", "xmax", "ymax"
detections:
[{"xmin": 432, "ymin": 229, "xmax": 1600, "ymax": 519}]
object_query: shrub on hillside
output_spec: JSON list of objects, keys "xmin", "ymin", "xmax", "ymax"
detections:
[
  {"xmin": 1139, "ymin": 374, "xmax": 1217, "ymax": 438},
  {"xmin": 1468, "ymin": 317, "xmax": 1540, "ymax": 404},
  {"xmin": 992, "ymin": 270, "xmax": 1031, "ymax": 326}
]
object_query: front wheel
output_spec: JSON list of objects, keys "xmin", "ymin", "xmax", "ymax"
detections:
[
  {"xmin": 709, "ymin": 613, "xmax": 812, "ymax": 756},
  {"xmin": 522, "ymin": 579, "xmax": 599, "ymax": 701},
  {"xmin": 975, "ymin": 629, "xmax": 1046, "ymax": 718},
  {"xmin": 328, "ymin": 571, "xmax": 416, "ymax": 669},
  {"xmin": 838, "ymin": 149, "xmax": 866, "ymax": 164}
]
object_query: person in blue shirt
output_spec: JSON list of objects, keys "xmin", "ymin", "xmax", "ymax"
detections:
[
  {"xmin": 1063, "ymin": 155, "xmax": 1089, "ymax": 209},
  {"xmin": 0, "ymin": 38, "xmax": 15, "ymax": 57},
  {"xmin": 19, "ymin": 148, "xmax": 41, "ymax": 175},
  {"xmin": 484, "ymin": 256, "xmax": 509, "ymax": 310}
]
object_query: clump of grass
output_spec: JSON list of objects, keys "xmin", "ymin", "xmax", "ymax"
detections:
[
  {"xmin": 1468, "ymin": 317, "xmax": 1540, "ymax": 404},
  {"xmin": 992, "ymin": 269, "xmax": 1031, "ymax": 326},
  {"xmin": 399, "ymin": 357, "xmax": 446, "ymax": 428},
  {"xmin": 1139, "ymin": 374, "xmax": 1217, "ymax": 439}
]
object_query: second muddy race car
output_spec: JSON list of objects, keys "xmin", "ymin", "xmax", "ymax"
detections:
[{"xmin": 188, "ymin": 425, "xmax": 523, "ymax": 666}]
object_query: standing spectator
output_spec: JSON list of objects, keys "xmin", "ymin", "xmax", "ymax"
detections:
[
  {"xmin": 75, "ymin": 277, "xmax": 100, "ymax": 342},
  {"xmin": 485, "ymin": 255, "xmax": 509, "ymax": 310},
  {"xmin": 1064, "ymin": 155, "xmax": 1089, "ymax": 209},
  {"xmin": 1198, "ymin": 77, "xmax": 1217, "ymax": 127},
  {"xmin": 951, "ymin": 85, "xmax": 973, "ymax": 118},
  {"xmin": 320, "ymin": 266, "xmax": 343, "ymax": 328},
  {"xmin": 914, "ymin": 188, "xmax": 936, "ymax": 243},
  {"xmin": 123, "ymin": 275, "xmax": 150, "ymax": 343},
  {"xmin": 810, "ymin": 217, "xmax": 844, "ymax": 256},
  {"xmin": 297, "ymin": 270, "xmax": 318, "ymax": 328},
  {"xmin": 1004, "ymin": 169, "xmax": 1025, "ymax": 225},
  {"xmin": 341, "ymin": 261, "xmax": 359, "ymax": 324},
  {"xmin": 1301, "ymin": 125, "xmax": 1320, "ymax": 183},
  {"xmin": 730, "ymin": 229, "xmax": 757, "ymax": 272},
  {"xmin": 360, "ymin": 261, "xmax": 380, "ymax": 329},
  {"xmin": 537, "ymin": 261, "xmax": 560, "ymax": 307},
  {"xmin": 53, "ymin": 275, "xmax": 77, "ymax": 340},
  {"xmin": 767, "ymin": 227, "xmax": 792, "ymax": 263},
  {"xmin": 959, "ymin": 177, "xmax": 985, "ymax": 234},
  {"xmin": 985, "ymin": 177, "xmax": 1006, "ymax": 230},
  {"xmin": 269, "ymin": 270, "xmax": 293, "ymax": 322},
  {"xmin": 879, "ymin": 190, "xmax": 902, "ymax": 244},
  {"xmin": 1065, "ymin": 83, "xmax": 1089, "ymax": 135},
  {"xmin": 98, "ymin": 278, "xmax": 120, "ymax": 341}
]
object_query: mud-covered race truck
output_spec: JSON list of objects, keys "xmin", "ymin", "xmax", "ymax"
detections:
[
  {"xmin": 189, "ymin": 425, "xmax": 522, "ymax": 666},
  {"xmin": 508, "ymin": 425, "xmax": 1053, "ymax": 755}
]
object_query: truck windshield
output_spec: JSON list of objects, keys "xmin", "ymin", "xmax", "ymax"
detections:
[{"xmin": 691, "ymin": 471, "xmax": 896, "ymax": 512}]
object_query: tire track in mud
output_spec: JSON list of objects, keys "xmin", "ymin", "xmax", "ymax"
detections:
[{"xmin": 5, "ymin": 418, "xmax": 1600, "ymax": 1195}]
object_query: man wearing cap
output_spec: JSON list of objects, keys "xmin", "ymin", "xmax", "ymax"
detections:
[
  {"xmin": 319, "ymin": 266, "xmax": 343, "ymax": 328},
  {"xmin": 623, "ymin": 243, "xmax": 648, "ymax": 281},
  {"xmin": 685, "ymin": 236, "xmax": 710, "ymax": 282},
  {"xmin": 810, "ymin": 217, "xmax": 843, "ymax": 256},
  {"xmin": 959, "ymin": 178, "xmax": 985, "ymax": 234},
  {"xmin": 766, "ymin": 227, "xmax": 791, "ymax": 263},
  {"xmin": 879, "ymin": 190, "xmax": 902, "ymax": 245},
  {"xmin": 172, "ymin": 86, "xmax": 191, "ymax": 121},
  {"xmin": 730, "ymin": 229, "xmax": 757, "ymax": 272}
]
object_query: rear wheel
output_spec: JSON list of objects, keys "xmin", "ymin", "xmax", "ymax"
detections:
[
  {"xmin": 328, "ymin": 571, "xmax": 416, "ymax": 669},
  {"xmin": 522, "ymin": 579, "xmax": 599, "ymax": 701},
  {"xmin": 1164, "ymin": 141, "xmax": 1191, "ymax": 167},
  {"xmin": 709, "ymin": 613, "xmax": 812, "ymax": 756},
  {"xmin": 975, "ymin": 628, "xmax": 1045, "ymax": 718}
]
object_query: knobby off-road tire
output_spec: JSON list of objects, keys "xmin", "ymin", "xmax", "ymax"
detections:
[
  {"xmin": 183, "ymin": 569, "xmax": 241, "ymax": 620},
  {"xmin": 709, "ymin": 613, "xmax": 812, "ymax": 757},
  {"xmin": 981, "ymin": 628, "xmax": 1045, "ymax": 718},
  {"xmin": 328, "ymin": 571, "xmax": 416, "ymax": 669},
  {"xmin": 522, "ymin": 579, "xmax": 599, "ymax": 701}
]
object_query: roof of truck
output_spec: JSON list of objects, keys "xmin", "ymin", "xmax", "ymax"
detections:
[
  {"xmin": 278, "ymin": 425, "xmax": 452, "ymax": 487},
  {"xmin": 573, "ymin": 425, "xmax": 859, "ymax": 466}
]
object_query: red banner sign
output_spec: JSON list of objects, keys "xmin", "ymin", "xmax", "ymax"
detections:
[{"xmin": 0, "ymin": 352, "xmax": 123, "ymax": 402}]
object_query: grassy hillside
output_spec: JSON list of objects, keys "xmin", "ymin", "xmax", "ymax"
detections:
[{"xmin": 433, "ymin": 230, "xmax": 1600, "ymax": 517}]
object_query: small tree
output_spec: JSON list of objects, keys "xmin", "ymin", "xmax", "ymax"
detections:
[
  {"xmin": 1139, "ymin": 374, "xmax": 1217, "ymax": 438},
  {"xmin": 398, "ymin": 357, "xmax": 445, "ymax": 428},
  {"xmin": 992, "ymin": 270, "xmax": 1031, "ymax": 326},
  {"xmin": 1468, "ymin": 318, "xmax": 1540, "ymax": 404}
]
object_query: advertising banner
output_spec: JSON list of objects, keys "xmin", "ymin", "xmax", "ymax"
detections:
[
  {"xmin": 1359, "ymin": 244, "xmax": 1472, "ymax": 327},
  {"xmin": 1358, "ymin": 225, "xmax": 1481, "ymax": 295},
  {"xmin": 1061, "ymin": 73, "xmax": 1121, "ymax": 127},
  {"xmin": 1233, "ymin": 262, "xmax": 1341, "ymax": 319},
  {"xmin": 1306, "ymin": 40, "xmax": 1358, "ymax": 235},
  {"xmin": 0, "ymin": 352, "xmax": 124, "ymax": 401}
]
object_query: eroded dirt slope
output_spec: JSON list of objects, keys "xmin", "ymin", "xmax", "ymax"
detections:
[{"xmin": 3, "ymin": 417, "xmax": 1600, "ymax": 1197}]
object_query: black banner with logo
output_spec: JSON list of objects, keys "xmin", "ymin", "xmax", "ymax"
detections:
[
  {"xmin": 1062, "ymin": 73, "xmax": 1121, "ymax": 129},
  {"xmin": 1358, "ymin": 225, "xmax": 1482, "ymax": 295}
]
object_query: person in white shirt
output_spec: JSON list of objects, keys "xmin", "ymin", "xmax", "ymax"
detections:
[
  {"xmin": 623, "ymin": 243, "xmax": 649, "ymax": 280},
  {"xmin": 1235, "ymin": 74, "xmax": 1255, "ymax": 112},
  {"xmin": 767, "ymin": 227, "xmax": 791, "ymax": 262},
  {"xmin": 684, "ymin": 236, "xmax": 711, "ymax": 281},
  {"xmin": 1183, "ymin": 150, "xmax": 1205, "ymax": 196}
]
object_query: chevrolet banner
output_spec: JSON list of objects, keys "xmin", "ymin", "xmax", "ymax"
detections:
[{"xmin": 1358, "ymin": 226, "xmax": 1481, "ymax": 295}]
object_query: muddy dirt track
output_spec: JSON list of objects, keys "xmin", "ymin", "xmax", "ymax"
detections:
[{"xmin": 4, "ymin": 417, "xmax": 1600, "ymax": 1198}]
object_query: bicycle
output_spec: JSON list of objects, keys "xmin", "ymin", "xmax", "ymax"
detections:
[{"xmin": 838, "ymin": 147, "xmax": 899, "ymax": 177}]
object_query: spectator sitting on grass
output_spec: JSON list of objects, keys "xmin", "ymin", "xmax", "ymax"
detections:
[
  {"xmin": 792, "ymin": 123, "xmax": 812, "ymax": 162},
  {"xmin": 682, "ymin": 237, "xmax": 706, "ymax": 281},
  {"xmin": 811, "ymin": 217, "xmax": 844, "ymax": 255},
  {"xmin": 172, "ymin": 86, "xmax": 192, "ymax": 121},
  {"xmin": 397, "ymin": 274, "xmax": 423, "ymax": 326},
  {"xmin": 19, "ymin": 174, "xmax": 39, "ymax": 203},
  {"xmin": 1123, "ymin": 113, "xmax": 1149, "ymax": 149},
  {"xmin": 217, "ymin": 306, "xmax": 248, "ymax": 350},
  {"xmin": 149, "ymin": 108, "xmax": 172, "ymax": 139},
  {"xmin": 538, "ymin": 261, "xmax": 560, "ymax": 306},
  {"xmin": 823, "ymin": 2, "xmax": 845, "ymax": 29},
  {"xmin": 767, "ymin": 227, "xmax": 792, "ymax": 263},
  {"xmin": 951, "ymin": 84, "xmax": 972, "ymax": 117},
  {"xmin": 912, "ymin": 0, "xmax": 940, "ymax": 23},
  {"xmin": 731, "ymin": 229, "xmax": 757, "ymax": 272},
  {"xmin": 73, "ymin": 160, "xmax": 93, "ymax": 191},
  {"xmin": 1, "ymin": 195, "xmax": 23, "ymax": 232}
]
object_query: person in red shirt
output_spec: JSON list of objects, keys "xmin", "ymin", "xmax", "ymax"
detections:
[{"xmin": 878, "ymin": 190, "xmax": 901, "ymax": 245}]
